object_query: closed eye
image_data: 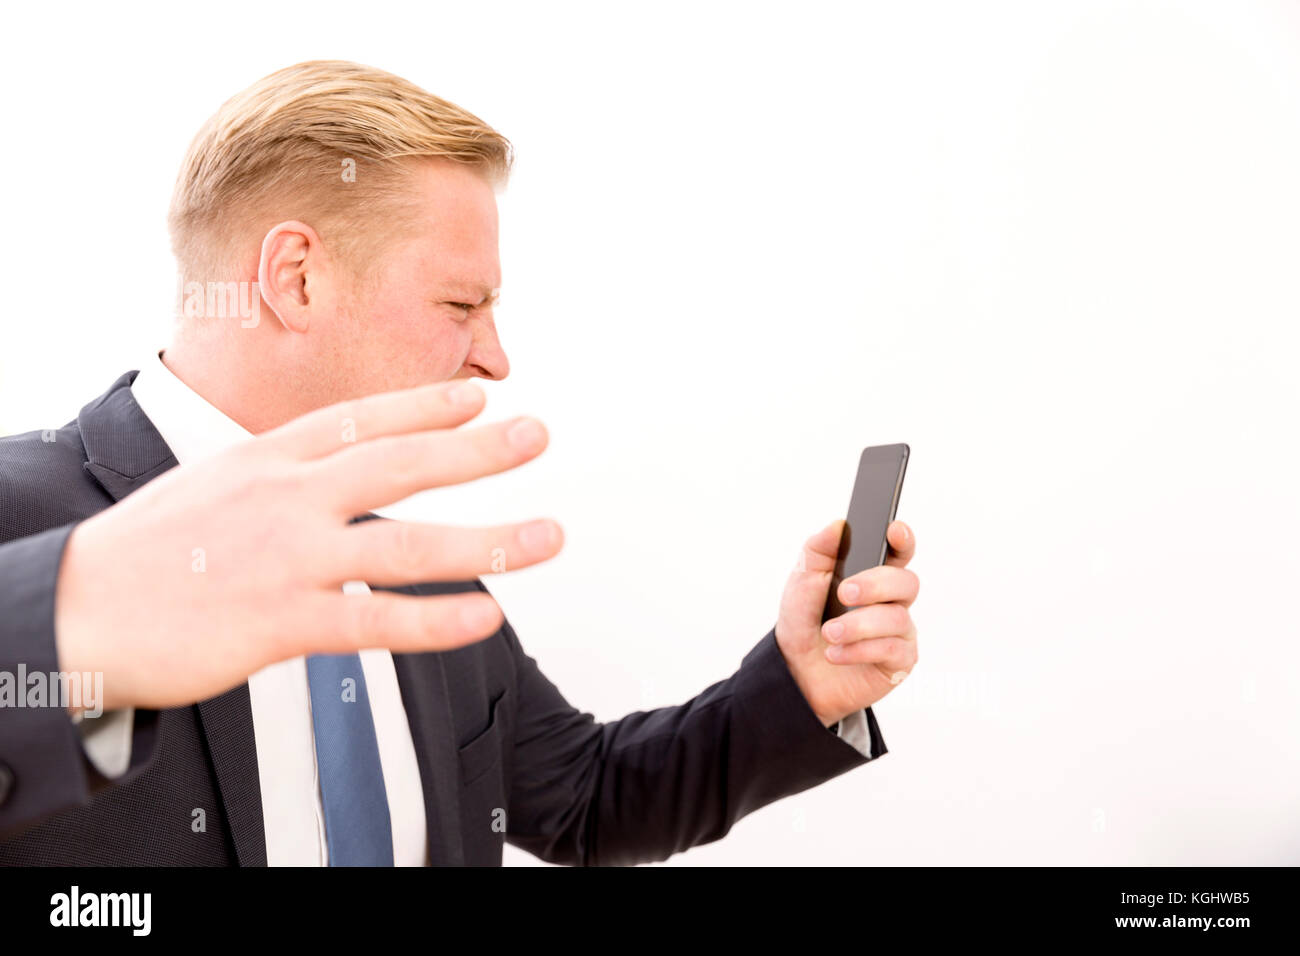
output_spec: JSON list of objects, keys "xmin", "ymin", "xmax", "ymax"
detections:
[{"xmin": 444, "ymin": 291, "xmax": 500, "ymax": 315}]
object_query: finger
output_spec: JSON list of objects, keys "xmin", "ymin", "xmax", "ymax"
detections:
[
  {"xmin": 260, "ymin": 379, "xmax": 487, "ymax": 460},
  {"xmin": 823, "ymin": 632, "xmax": 919, "ymax": 672},
  {"xmin": 329, "ymin": 517, "xmax": 564, "ymax": 587},
  {"xmin": 836, "ymin": 565, "xmax": 919, "ymax": 609},
  {"xmin": 796, "ymin": 519, "xmax": 845, "ymax": 575},
  {"xmin": 304, "ymin": 415, "xmax": 549, "ymax": 515},
  {"xmin": 299, "ymin": 589, "xmax": 506, "ymax": 655},
  {"xmin": 822, "ymin": 602, "xmax": 914, "ymax": 645},
  {"xmin": 884, "ymin": 520, "xmax": 915, "ymax": 568}
]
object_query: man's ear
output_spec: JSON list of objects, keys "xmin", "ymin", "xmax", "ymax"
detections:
[{"xmin": 257, "ymin": 220, "xmax": 329, "ymax": 334}]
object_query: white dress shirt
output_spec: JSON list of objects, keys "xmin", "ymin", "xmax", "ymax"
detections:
[{"xmin": 78, "ymin": 351, "xmax": 876, "ymax": 864}]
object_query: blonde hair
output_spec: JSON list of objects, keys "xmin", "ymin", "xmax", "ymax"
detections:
[{"xmin": 167, "ymin": 60, "xmax": 513, "ymax": 280}]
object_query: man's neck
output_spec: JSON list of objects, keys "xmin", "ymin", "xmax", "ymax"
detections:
[{"xmin": 160, "ymin": 339, "xmax": 298, "ymax": 435}]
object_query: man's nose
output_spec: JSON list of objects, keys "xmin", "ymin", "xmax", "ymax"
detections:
[{"xmin": 463, "ymin": 315, "xmax": 510, "ymax": 381}]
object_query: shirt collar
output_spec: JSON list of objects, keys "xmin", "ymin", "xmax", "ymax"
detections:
[{"xmin": 129, "ymin": 350, "xmax": 253, "ymax": 465}]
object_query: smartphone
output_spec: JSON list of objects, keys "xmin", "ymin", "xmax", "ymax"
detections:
[{"xmin": 821, "ymin": 443, "xmax": 910, "ymax": 623}]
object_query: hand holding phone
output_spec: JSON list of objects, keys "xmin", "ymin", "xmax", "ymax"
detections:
[{"xmin": 773, "ymin": 442, "xmax": 917, "ymax": 728}]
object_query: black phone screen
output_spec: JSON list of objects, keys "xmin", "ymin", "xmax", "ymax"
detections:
[{"xmin": 822, "ymin": 443, "xmax": 909, "ymax": 623}]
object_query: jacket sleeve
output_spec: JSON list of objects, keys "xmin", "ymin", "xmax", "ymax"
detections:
[
  {"xmin": 501, "ymin": 615, "xmax": 887, "ymax": 866},
  {"xmin": 0, "ymin": 524, "xmax": 159, "ymax": 839}
]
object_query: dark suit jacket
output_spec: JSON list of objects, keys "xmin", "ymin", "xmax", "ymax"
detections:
[{"xmin": 0, "ymin": 371, "xmax": 885, "ymax": 865}]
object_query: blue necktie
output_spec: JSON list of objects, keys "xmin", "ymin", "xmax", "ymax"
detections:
[{"xmin": 306, "ymin": 653, "xmax": 395, "ymax": 866}]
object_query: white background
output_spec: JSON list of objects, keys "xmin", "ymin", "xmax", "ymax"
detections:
[{"xmin": 1, "ymin": 0, "xmax": 1297, "ymax": 864}]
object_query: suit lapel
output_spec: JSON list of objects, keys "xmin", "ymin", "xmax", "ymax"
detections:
[
  {"xmin": 390, "ymin": 624, "xmax": 465, "ymax": 866},
  {"xmin": 78, "ymin": 371, "xmax": 268, "ymax": 866},
  {"xmin": 192, "ymin": 685, "xmax": 266, "ymax": 865}
]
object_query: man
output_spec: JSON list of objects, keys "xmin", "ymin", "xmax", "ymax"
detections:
[{"xmin": 0, "ymin": 60, "xmax": 920, "ymax": 865}]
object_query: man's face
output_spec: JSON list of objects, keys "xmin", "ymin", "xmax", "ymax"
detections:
[{"xmin": 331, "ymin": 159, "xmax": 509, "ymax": 397}]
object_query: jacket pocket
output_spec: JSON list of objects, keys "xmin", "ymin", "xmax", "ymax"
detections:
[
  {"xmin": 458, "ymin": 686, "xmax": 509, "ymax": 786},
  {"xmin": 458, "ymin": 687, "xmax": 511, "ymax": 865}
]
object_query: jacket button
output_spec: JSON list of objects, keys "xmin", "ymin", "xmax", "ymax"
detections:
[{"xmin": 0, "ymin": 762, "xmax": 14, "ymax": 807}]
